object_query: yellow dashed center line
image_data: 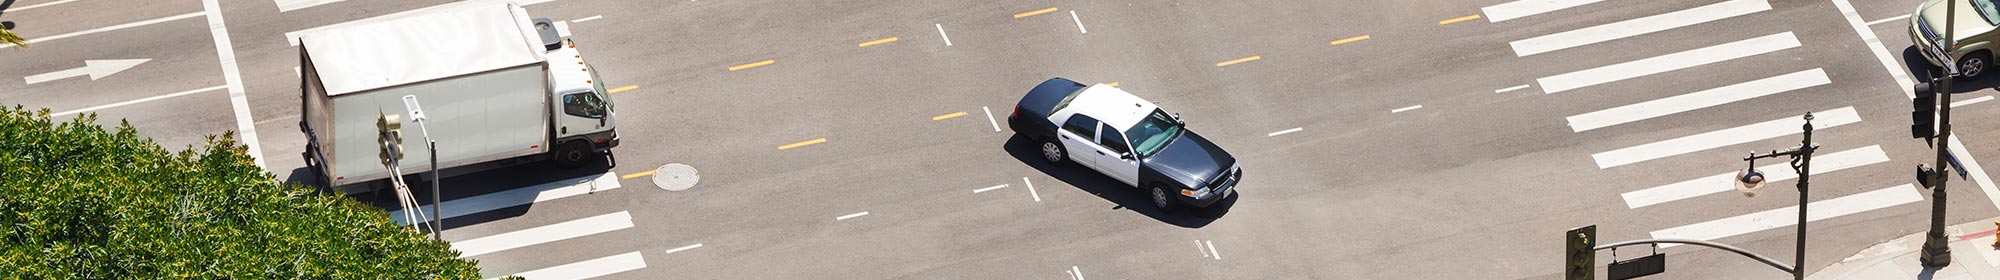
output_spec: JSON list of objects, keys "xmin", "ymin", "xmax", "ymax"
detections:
[
  {"xmin": 778, "ymin": 138, "xmax": 827, "ymax": 150},
  {"xmin": 1329, "ymin": 35, "xmax": 1371, "ymax": 46},
  {"xmin": 728, "ymin": 60, "xmax": 776, "ymax": 71},
  {"xmin": 859, "ymin": 37, "xmax": 900, "ymax": 48},
  {"xmin": 1439, "ymin": 14, "xmax": 1481, "ymax": 25},
  {"xmin": 932, "ymin": 111, "xmax": 968, "ymax": 121},
  {"xmin": 607, "ymin": 85, "xmax": 639, "ymax": 94},
  {"xmin": 620, "ymin": 170, "xmax": 658, "ymax": 179},
  {"xmin": 1106, "ymin": 82, "xmax": 1119, "ymax": 87},
  {"xmin": 1215, "ymin": 56, "xmax": 1261, "ymax": 67},
  {"xmin": 1015, "ymin": 7, "xmax": 1059, "ymax": 19}
]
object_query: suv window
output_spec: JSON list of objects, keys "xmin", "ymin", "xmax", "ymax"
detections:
[
  {"xmin": 1098, "ymin": 123, "xmax": 1130, "ymax": 155},
  {"xmin": 1060, "ymin": 114, "xmax": 1098, "ymax": 139}
]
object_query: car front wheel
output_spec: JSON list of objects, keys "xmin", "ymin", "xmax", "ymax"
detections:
[{"xmin": 1151, "ymin": 185, "xmax": 1179, "ymax": 212}]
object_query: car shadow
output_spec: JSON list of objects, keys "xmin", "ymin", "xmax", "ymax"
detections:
[
  {"xmin": 1002, "ymin": 135, "xmax": 1234, "ymax": 228},
  {"xmin": 286, "ymin": 154, "xmax": 614, "ymax": 231},
  {"xmin": 1903, "ymin": 46, "xmax": 2000, "ymax": 93}
]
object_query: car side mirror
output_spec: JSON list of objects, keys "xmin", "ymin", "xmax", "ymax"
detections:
[{"xmin": 1120, "ymin": 152, "xmax": 1135, "ymax": 160}]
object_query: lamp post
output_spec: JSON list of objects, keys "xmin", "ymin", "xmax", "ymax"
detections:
[
  {"xmin": 403, "ymin": 95, "xmax": 442, "ymax": 241},
  {"xmin": 1735, "ymin": 112, "xmax": 1816, "ymax": 280}
]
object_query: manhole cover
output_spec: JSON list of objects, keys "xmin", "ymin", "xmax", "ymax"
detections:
[{"xmin": 652, "ymin": 163, "xmax": 699, "ymax": 191}]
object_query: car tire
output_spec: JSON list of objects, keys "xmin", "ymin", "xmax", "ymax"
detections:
[
  {"xmin": 1040, "ymin": 138, "xmax": 1067, "ymax": 165},
  {"xmin": 1959, "ymin": 51, "xmax": 1991, "ymax": 81},
  {"xmin": 554, "ymin": 141, "xmax": 592, "ymax": 168},
  {"xmin": 1151, "ymin": 184, "xmax": 1179, "ymax": 213}
]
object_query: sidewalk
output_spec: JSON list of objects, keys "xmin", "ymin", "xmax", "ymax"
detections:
[{"xmin": 1811, "ymin": 218, "xmax": 2000, "ymax": 280}]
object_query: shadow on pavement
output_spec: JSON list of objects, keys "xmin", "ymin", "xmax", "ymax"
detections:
[
  {"xmin": 283, "ymin": 154, "xmax": 614, "ymax": 231},
  {"xmin": 1903, "ymin": 46, "xmax": 2000, "ymax": 93},
  {"xmin": 1002, "ymin": 134, "xmax": 1234, "ymax": 228}
]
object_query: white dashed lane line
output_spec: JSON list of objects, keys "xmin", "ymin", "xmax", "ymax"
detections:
[
  {"xmin": 835, "ymin": 211, "xmax": 869, "ymax": 221},
  {"xmin": 1266, "ymin": 127, "xmax": 1303, "ymax": 137},
  {"xmin": 973, "ymin": 184, "xmax": 1009, "ymax": 193},
  {"xmin": 1391, "ymin": 105, "xmax": 1423, "ymax": 113}
]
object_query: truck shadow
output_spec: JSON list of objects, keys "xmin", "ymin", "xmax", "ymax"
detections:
[
  {"xmin": 1002, "ymin": 135, "xmax": 1233, "ymax": 228},
  {"xmin": 285, "ymin": 155, "xmax": 613, "ymax": 231},
  {"xmin": 1903, "ymin": 46, "xmax": 2000, "ymax": 93}
]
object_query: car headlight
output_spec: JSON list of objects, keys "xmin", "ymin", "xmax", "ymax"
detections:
[{"xmin": 1181, "ymin": 187, "xmax": 1211, "ymax": 197}]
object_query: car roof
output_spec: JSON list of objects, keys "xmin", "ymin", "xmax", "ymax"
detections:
[{"xmin": 1055, "ymin": 84, "xmax": 1160, "ymax": 132}]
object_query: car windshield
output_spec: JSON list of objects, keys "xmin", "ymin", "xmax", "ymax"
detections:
[
  {"xmin": 1978, "ymin": 0, "xmax": 2000, "ymax": 25},
  {"xmin": 1125, "ymin": 109, "xmax": 1183, "ymax": 158}
]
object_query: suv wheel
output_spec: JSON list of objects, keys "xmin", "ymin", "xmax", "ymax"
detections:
[{"xmin": 1959, "ymin": 52, "xmax": 1991, "ymax": 81}]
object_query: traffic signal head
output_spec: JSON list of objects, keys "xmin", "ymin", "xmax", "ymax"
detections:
[
  {"xmin": 378, "ymin": 112, "xmax": 405, "ymax": 166},
  {"xmin": 1913, "ymin": 79, "xmax": 1938, "ymax": 140},
  {"xmin": 1567, "ymin": 225, "xmax": 1596, "ymax": 280}
]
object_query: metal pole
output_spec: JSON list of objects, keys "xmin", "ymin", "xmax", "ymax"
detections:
[
  {"xmin": 1923, "ymin": 0, "xmax": 1958, "ymax": 267},
  {"xmin": 1794, "ymin": 114, "xmax": 1813, "ymax": 280},
  {"xmin": 429, "ymin": 140, "xmax": 441, "ymax": 241}
]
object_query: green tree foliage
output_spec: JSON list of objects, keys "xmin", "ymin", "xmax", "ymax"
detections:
[{"xmin": 0, "ymin": 106, "xmax": 489, "ymax": 279}]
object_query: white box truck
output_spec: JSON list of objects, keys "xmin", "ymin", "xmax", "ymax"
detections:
[{"xmin": 296, "ymin": 2, "xmax": 618, "ymax": 191}]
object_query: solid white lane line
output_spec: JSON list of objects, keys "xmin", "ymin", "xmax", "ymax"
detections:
[
  {"xmin": 1947, "ymin": 136, "xmax": 2000, "ymax": 212},
  {"xmin": 1024, "ymin": 177, "xmax": 1041, "ymax": 202},
  {"xmin": 1072, "ymin": 266, "xmax": 1085, "ymax": 280},
  {"xmin": 836, "ymin": 211, "xmax": 869, "ymax": 221},
  {"xmin": 1495, "ymin": 84, "xmax": 1532, "ymax": 93},
  {"xmin": 1539, "ymin": 32, "xmax": 1799, "ymax": 94},
  {"xmin": 52, "ymin": 85, "xmax": 226, "ymax": 117},
  {"xmin": 1482, "ymin": 0, "xmax": 1604, "ymax": 22},
  {"xmin": 1, "ymin": 12, "xmax": 202, "ymax": 50},
  {"xmin": 1953, "ymin": 96, "xmax": 1994, "ymax": 108},
  {"xmin": 936, "ymin": 23, "xmax": 953, "ymax": 46},
  {"xmin": 204, "ymin": 0, "xmax": 262, "ymax": 168},
  {"xmin": 5, "ymin": 0, "xmax": 82, "ymax": 12},
  {"xmin": 1511, "ymin": 0, "xmax": 1769, "ymax": 57},
  {"xmin": 390, "ymin": 172, "xmax": 619, "ymax": 225},
  {"xmin": 663, "ymin": 243, "xmax": 704, "ymax": 254},
  {"xmin": 275, "ymin": 0, "xmax": 343, "ymax": 12},
  {"xmin": 983, "ymin": 106, "xmax": 1000, "ymax": 132},
  {"xmin": 453, "ymin": 211, "xmax": 634, "ymax": 257},
  {"xmin": 1832, "ymin": 0, "xmax": 1916, "ymax": 99},
  {"xmin": 1391, "ymin": 105, "xmax": 1423, "ymax": 113},
  {"xmin": 488, "ymin": 251, "xmax": 646, "ymax": 280},
  {"xmin": 1591, "ymin": 106, "xmax": 1859, "ymax": 169},
  {"xmin": 1867, "ymin": 14, "xmax": 1910, "ymax": 26},
  {"xmin": 1567, "ymin": 69, "xmax": 1829, "ymax": 132},
  {"xmin": 1621, "ymin": 145, "xmax": 1888, "ymax": 208},
  {"xmin": 974, "ymin": 184, "xmax": 1010, "ymax": 193},
  {"xmin": 572, "ymin": 15, "xmax": 604, "ymax": 23},
  {"xmin": 1651, "ymin": 185, "xmax": 1923, "ymax": 248},
  {"xmin": 1070, "ymin": 10, "xmax": 1087, "ymax": 34},
  {"xmin": 1267, "ymin": 127, "xmax": 1304, "ymax": 137},
  {"xmin": 1205, "ymin": 240, "xmax": 1221, "ymax": 260}
]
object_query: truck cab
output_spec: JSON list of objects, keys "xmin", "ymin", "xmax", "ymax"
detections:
[{"xmin": 538, "ymin": 19, "xmax": 618, "ymax": 167}]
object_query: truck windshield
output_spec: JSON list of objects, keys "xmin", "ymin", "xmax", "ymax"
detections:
[
  {"xmin": 588, "ymin": 64, "xmax": 612, "ymax": 110},
  {"xmin": 1125, "ymin": 109, "xmax": 1183, "ymax": 158}
]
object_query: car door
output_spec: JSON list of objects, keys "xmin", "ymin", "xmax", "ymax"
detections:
[
  {"xmin": 1095, "ymin": 123, "xmax": 1140, "ymax": 187},
  {"xmin": 1057, "ymin": 114, "xmax": 1108, "ymax": 173}
]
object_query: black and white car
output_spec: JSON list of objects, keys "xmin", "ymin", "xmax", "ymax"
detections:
[{"xmin": 1008, "ymin": 78, "xmax": 1241, "ymax": 212}]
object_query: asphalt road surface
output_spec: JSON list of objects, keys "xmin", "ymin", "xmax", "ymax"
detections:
[{"xmin": 8, "ymin": 0, "xmax": 2000, "ymax": 279}]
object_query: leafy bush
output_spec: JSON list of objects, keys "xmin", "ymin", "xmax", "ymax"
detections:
[{"xmin": 0, "ymin": 106, "xmax": 488, "ymax": 279}]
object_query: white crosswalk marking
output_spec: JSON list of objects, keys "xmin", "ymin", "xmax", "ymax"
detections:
[
  {"xmin": 1650, "ymin": 185, "xmax": 1923, "ymax": 248},
  {"xmin": 1482, "ymin": 0, "xmax": 1605, "ymax": 23},
  {"xmin": 452, "ymin": 211, "xmax": 634, "ymax": 257},
  {"xmin": 389, "ymin": 172, "xmax": 619, "ymax": 225},
  {"xmin": 1539, "ymin": 32, "xmax": 1800, "ymax": 94},
  {"xmin": 487, "ymin": 251, "xmax": 647, "ymax": 280},
  {"xmin": 1511, "ymin": 0, "xmax": 1769, "ymax": 57},
  {"xmin": 1567, "ymin": 69, "xmax": 1830, "ymax": 132},
  {"xmin": 1590, "ymin": 106, "xmax": 1858, "ymax": 169},
  {"xmin": 1621, "ymin": 145, "xmax": 1889, "ymax": 208},
  {"xmin": 275, "ymin": 0, "xmax": 343, "ymax": 12}
]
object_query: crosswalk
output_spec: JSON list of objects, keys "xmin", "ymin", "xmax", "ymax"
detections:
[
  {"xmin": 406, "ymin": 172, "xmax": 650, "ymax": 279},
  {"xmin": 1485, "ymin": 0, "xmax": 1933, "ymax": 250}
]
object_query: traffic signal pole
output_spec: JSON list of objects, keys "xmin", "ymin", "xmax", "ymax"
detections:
[{"xmin": 1921, "ymin": 0, "xmax": 1958, "ymax": 267}]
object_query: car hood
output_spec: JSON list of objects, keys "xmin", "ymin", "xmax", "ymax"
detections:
[
  {"xmin": 1921, "ymin": 0, "xmax": 1998, "ymax": 42},
  {"xmin": 1143, "ymin": 131, "xmax": 1235, "ymax": 188}
]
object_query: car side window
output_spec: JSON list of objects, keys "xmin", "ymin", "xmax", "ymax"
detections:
[
  {"xmin": 1060, "ymin": 114, "xmax": 1098, "ymax": 140},
  {"xmin": 1098, "ymin": 124, "xmax": 1130, "ymax": 155}
]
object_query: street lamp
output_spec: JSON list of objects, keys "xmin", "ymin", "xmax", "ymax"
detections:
[{"xmin": 402, "ymin": 95, "xmax": 442, "ymax": 241}]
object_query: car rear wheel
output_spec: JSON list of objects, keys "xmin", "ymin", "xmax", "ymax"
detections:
[
  {"xmin": 1151, "ymin": 185, "xmax": 1179, "ymax": 213},
  {"xmin": 1041, "ymin": 139, "xmax": 1067, "ymax": 164},
  {"xmin": 1958, "ymin": 52, "xmax": 1990, "ymax": 81}
]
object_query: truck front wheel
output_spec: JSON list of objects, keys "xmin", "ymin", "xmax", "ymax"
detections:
[{"xmin": 554, "ymin": 141, "xmax": 593, "ymax": 168}]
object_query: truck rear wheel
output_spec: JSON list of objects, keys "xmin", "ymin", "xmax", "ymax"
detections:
[{"xmin": 554, "ymin": 141, "xmax": 592, "ymax": 168}]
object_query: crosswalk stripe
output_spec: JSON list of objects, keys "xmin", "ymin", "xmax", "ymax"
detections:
[
  {"xmin": 487, "ymin": 251, "xmax": 647, "ymax": 280},
  {"xmin": 1621, "ymin": 145, "xmax": 1888, "ymax": 208},
  {"xmin": 453, "ymin": 211, "xmax": 634, "ymax": 257},
  {"xmin": 1511, "ymin": 0, "xmax": 1769, "ymax": 56},
  {"xmin": 1539, "ymin": 32, "xmax": 1799, "ymax": 94},
  {"xmin": 1590, "ymin": 106, "xmax": 1858, "ymax": 169},
  {"xmin": 276, "ymin": 0, "xmax": 344, "ymax": 12},
  {"xmin": 390, "ymin": 172, "xmax": 620, "ymax": 225},
  {"xmin": 1482, "ymin": 0, "xmax": 1606, "ymax": 23},
  {"xmin": 1567, "ymin": 69, "xmax": 1829, "ymax": 132},
  {"xmin": 1650, "ymin": 184, "xmax": 1923, "ymax": 248}
]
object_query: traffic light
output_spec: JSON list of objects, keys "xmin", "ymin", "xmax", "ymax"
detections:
[
  {"xmin": 378, "ymin": 112, "xmax": 404, "ymax": 166},
  {"xmin": 1913, "ymin": 78, "xmax": 1939, "ymax": 141},
  {"xmin": 1919, "ymin": 164, "xmax": 1939, "ymax": 189},
  {"xmin": 1567, "ymin": 225, "xmax": 1596, "ymax": 280}
]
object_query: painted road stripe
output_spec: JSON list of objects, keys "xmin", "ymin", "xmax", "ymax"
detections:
[
  {"xmin": 1329, "ymin": 35, "xmax": 1371, "ymax": 46},
  {"xmin": 489, "ymin": 251, "xmax": 645, "ymax": 280},
  {"xmin": 1495, "ymin": 84, "xmax": 1532, "ymax": 93},
  {"xmin": 933, "ymin": 111, "xmax": 968, "ymax": 121},
  {"xmin": 1439, "ymin": 15, "xmax": 1482, "ymax": 25},
  {"xmin": 1832, "ymin": 0, "xmax": 1917, "ymax": 97},
  {"xmin": 1591, "ymin": 106, "xmax": 1858, "ymax": 169},
  {"xmin": 1867, "ymin": 15, "xmax": 1910, "ymax": 26},
  {"xmin": 936, "ymin": 24, "xmax": 953, "ymax": 46},
  {"xmin": 453, "ymin": 211, "xmax": 634, "ymax": 257},
  {"xmin": 1511, "ymin": 0, "xmax": 1768, "ymax": 57},
  {"xmin": 1025, "ymin": 177, "xmax": 1041, "ymax": 202},
  {"xmin": 620, "ymin": 170, "xmax": 657, "ymax": 180},
  {"xmin": 572, "ymin": 15, "xmax": 605, "ymax": 23},
  {"xmin": 858, "ymin": 37, "xmax": 899, "ymax": 48},
  {"xmin": 1650, "ymin": 185, "xmax": 1923, "ymax": 248},
  {"xmin": 1071, "ymin": 10, "xmax": 1088, "ymax": 33},
  {"xmin": 1106, "ymin": 82, "xmax": 1120, "ymax": 87},
  {"xmin": 1071, "ymin": 266, "xmax": 1086, "ymax": 280},
  {"xmin": 664, "ymin": 243, "xmax": 704, "ymax": 254},
  {"xmin": 53, "ymin": 85, "xmax": 226, "ymax": 117},
  {"xmin": 836, "ymin": 211, "xmax": 869, "ymax": 221},
  {"xmin": 207, "ymin": 0, "xmax": 262, "ymax": 169},
  {"xmin": 975, "ymin": 184, "xmax": 1010, "ymax": 193},
  {"xmin": 6, "ymin": 0, "xmax": 83, "ymax": 12},
  {"xmin": 1539, "ymin": 32, "xmax": 1799, "ymax": 94},
  {"xmin": 1016, "ymin": 7, "xmax": 1059, "ymax": 19},
  {"xmin": 1621, "ymin": 145, "xmax": 1888, "ymax": 208},
  {"xmin": 2, "ymin": 12, "xmax": 200, "ymax": 50},
  {"xmin": 1953, "ymin": 95, "xmax": 1995, "ymax": 108},
  {"xmin": 276, "ymin": 0, "xmax": 343, "ymax": 12},
  {"xmin": 1482, "ymin": 0, "xmax": 1605, "ymax": 22},
  {"xmin": 1216, "ymin": 56, "xmax": 1261, "ymax": 67},
  {"xmin": 729, "ymin": 60, "xmax": 775, "ymax": 71},
  {"xmin": 607, "ymin": 85, "xmax": 639, "ymax": 94},
  {"xmin": 1391, "ymin": 105, "xmax": 1424, "ymax": 113},
  {"xmin": 778, "ymin": 138, "xmax": 826, "ymax": 150},
  {"xmin": 390, "ymin": 172, "xmax": 619, "ymax": 225},
  {"xmin": 1267, "ymin": 127, "xmax": 1304, "ymax": 137},
  {"xmin": 1206, "ymin": 240, "xmax": 1221, "ymax": 260},
  {"xmin": 983, "ymin": 106, "xmax": 1001, "ymax": 132},
  {"xmin": 1946, "ymin": 135, "xmax": 2000, "ymax": 213},
  {"xmin": 1567, "ymin": 69, "xmax": 1829, "ymax": 132}
]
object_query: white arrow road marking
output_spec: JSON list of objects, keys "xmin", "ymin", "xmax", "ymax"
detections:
[{"xmin": 23, "ymin": 59, "xmax": 150, "ymax": 84}]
